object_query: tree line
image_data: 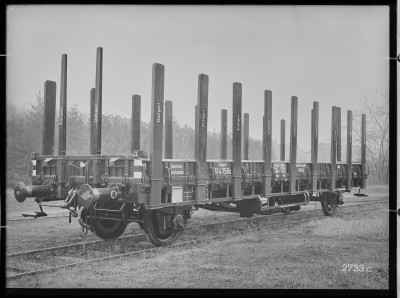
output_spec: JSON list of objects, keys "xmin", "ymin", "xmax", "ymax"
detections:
[
  {"xmin": 6, "ymin": 94, "xmax": 280, "ymax": 188},
  {"xmin": 6, "ymin": 91, "xmax": 388, "ymax": 188}
]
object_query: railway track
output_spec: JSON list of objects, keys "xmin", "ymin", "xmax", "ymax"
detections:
[
  {"xmin": 6, "ymin": 198, "xmax": 388, "ymax": 281},
  {"xmin": 5, "ymin": 195, "xmax": 388, "ymax": 222}
]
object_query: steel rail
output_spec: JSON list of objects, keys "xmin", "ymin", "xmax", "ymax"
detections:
[
  {"xmin": 6, "ymin": 199, "xmax": 388, "ymax": 280},
  {"xmin": 7, "ymin": 198, "xmax": 388, "ymax": 257},
  {"xmin": 5, "ymin": 197, "xmax": 388, "ymax": 222}
]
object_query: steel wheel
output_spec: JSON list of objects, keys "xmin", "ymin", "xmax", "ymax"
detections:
[
  {"xmin": 143, "ymin": 211, "xmax": 181, "ymax": 247},
  {"xmin": 92, "ymin": 219, "xmax": 127, "ymax": 239},
  {"xmin": 321, "ymin": 192, "xmax": 338, "ymax": 216}
]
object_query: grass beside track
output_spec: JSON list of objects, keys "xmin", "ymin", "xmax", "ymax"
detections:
[
  {"xmin": 6, "ymin": 204, "xmax": 389, "ymax": 289},
  {"xmin": 5, "ymin": 185, "xmax": 389, "ymax": 253},
  {"xmin": 5, "ymin": 195, "xmax": 388, "ymax": 254}
]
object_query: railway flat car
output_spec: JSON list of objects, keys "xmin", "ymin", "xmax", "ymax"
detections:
[{"xmin": 14, "ymin": 47, "xmax": 368, "ymax": 246}]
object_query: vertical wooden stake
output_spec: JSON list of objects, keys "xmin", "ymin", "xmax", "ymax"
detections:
[
  {"xmin": 90, "ymin": 88, "xmax": 95, "ymax": 155},
  {"xmin": 346, "ymin": 110, "xmax": 353, "ymax": 189},
  {"xmin": 221, "ymin": 109, "xmax": 227, "ymax": 160},
  {"xmin": 280, "ymin": 119, "xmax": 285, "ymax": 161},
  {"xmin": 57, "ymin": 54, "xmax": 67, "ymax": 198},
  {"xmin": 232, "ymin": 83, "xmax": 242, "ymax": 199},
  {"xmin": 131, "ymin": 95, "xmax": 141, "ymax": 153},
  {"xmin": 58, "ymin": 54, "xmax": 67, "ymax": 156},
  {"xmin": 92, "ymin": 47, "xmax": 103, "ymax": 186},
  {"xmin": 195, "ymin": 105, "xmax": 198, "ymax": 160},
  {"xmin": 149, "ymin": 63, "xmax": 165, "ymax": 206},
  {"xmin": 289, "ymin": 96, "xmax": 298, "ymax": 193},
  {"xmin": 42, "ymin": 80, "xmax": 56, "ymax": 155},
  {"xmin": 311, "ymin": 101, "xmax": 319, "ymax": 191},
  {"xmin": 94, "ymin": 47, "xmax": 103, "ymax": 155},
  {"xmin": 244, "ymin": 113, "xmax": 249, "ymax": 160},
  {"xmin": 262, "ymin": 90, "xmax": 272, "ymax": 196},
  {"xmin": 311, "ymin": 109, "xmax": 314, "ymax": 160},
  {"xmin": 330, "ymin": 106, "xmax": 338, "ymax": 190},
  {"xmin": 195, "ymin": 74, "xmax": 209, "ymax": 202},
  {"xmin": 337, "ymin": 107, "xmax": 342, "ymax": 161},
  {"xmin": 361, "ymin": 114, "xmax": 367, "ymax": 189},
  {"xmin": 165, "ymin": 100, "xmax": 173, "ymax": 159}
]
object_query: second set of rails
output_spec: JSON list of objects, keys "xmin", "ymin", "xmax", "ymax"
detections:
[{"xmin": 6, "ymin": 199, "xmax": 388, "ymax": 280}]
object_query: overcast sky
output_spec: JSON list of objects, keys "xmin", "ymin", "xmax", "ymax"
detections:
[{"xmin": 6, "ymin": 5, "xmax": 389, "ymax": 151}]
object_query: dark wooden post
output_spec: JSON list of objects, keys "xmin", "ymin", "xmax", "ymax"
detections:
[
  {"xmin": 330, "ymin": 106, "xmax": 338, "ymax": 190},
  {"xmin": 90, "ymin": 88, "xmax": 95, "ymax": 155},
  {"xmin": 131, "ymin": 95, "xmax": 141, "ymax": 152},
  {"xmin": 346, "ymin": 110, "xmax": 353, "ymax": 189},
  {"xmin": 149, "ymin": 63, "xmax": 165, "ymax": 206},
  {"xmin": 311, "ymin": 101, "xmax": 319, "ymax": 191},
  {"xmin": 57, "ymin": 54, "xmax": 67, "ymax": 198},
  {"xmin": 232, "ymin": 83, "xmax": 242, "ymax": 199},
  {"xmin": 42, "ymin": 80, "xmax": 56, "ymax": 155},
  {"xmin": 289, "ymin": 96, "xmax": 298, "ymax": 193},
  {"xmin": 311, "ymin": 109, "xmax": 314, "ymax": 159},
  {"xmin": 262, "ymin": 90, "xmax": 272, "ymax": 196},
  {"xmin": 165, "ymin": 100, "xmax": 173, "ymax": 159},
  {"xmin": 244, "ymin": 113, "xmax": 249, "ymax": 160},
  {"xmin": 280, "ymin": 119, "xmax": 285, "ymax": 161},
  {"xmin": 337, "ymin": 107, "xmax": 342, "ymax": 161},
  {"xmin": 195, "ymin": 74, "xmax": 209, "ymax": 202},
  {"xmin": 92, "ymin": 47, "xmax": 103, "ymax": 186},
  {"xmin": 195, "ymin": 105, "xmax": 198, "ymax": 160},
  {"xmin": 221, "ymin": 109, "xmax": 227, "ymax": 160},
  {"xmin": 94, "ymin": 47, "xmax": 103, "ymax": 155},
  {"xmin": 361, "ymin": 114, "xmax": 367, "ymax": 189},
  {"xmin": 58, "ymin": 54, "xmax": 67, "ymax": 156}
]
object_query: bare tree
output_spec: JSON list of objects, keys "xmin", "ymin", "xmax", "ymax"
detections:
[{"xmin": 353, "ymin": 90, "xmax": 389, "ymax": 185}]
